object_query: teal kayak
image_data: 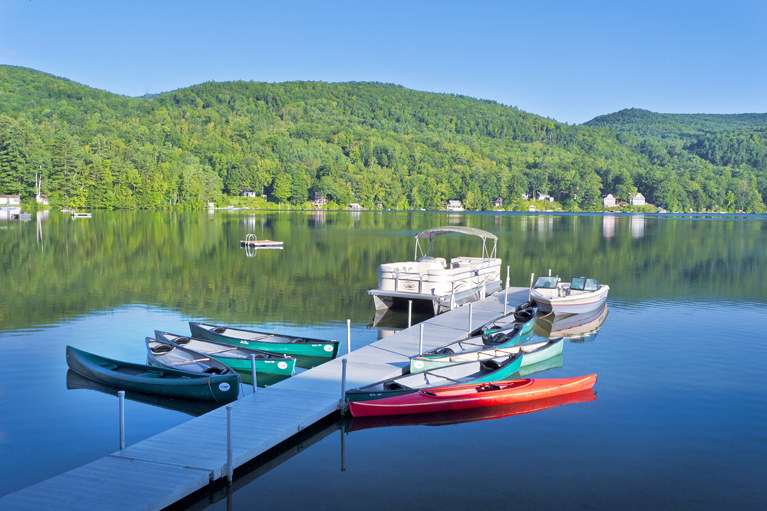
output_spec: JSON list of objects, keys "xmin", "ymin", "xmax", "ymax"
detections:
[{"xmin": 346, "ymin": 352, "xmax": 523, "ymax": 403}]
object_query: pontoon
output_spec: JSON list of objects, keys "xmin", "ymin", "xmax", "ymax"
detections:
[{"xmin": 367, "ymin": 226, "xmax": 502, "ymax": 315}]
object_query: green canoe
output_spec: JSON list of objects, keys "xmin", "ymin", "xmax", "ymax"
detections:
[
  {"xmin": 409, "ymin": 338, "xmax": 564, "ymax": 374},
  {"xmin": 65, "ymin": 345, "xmax": 239, "ymax": 402},
  {"xmin": 189, "ymin": 322, "xmax": 340, "ymax": 365},
  {"xmin": 154, "ymin": 330, "xmax": 296, "ymax": 377}
]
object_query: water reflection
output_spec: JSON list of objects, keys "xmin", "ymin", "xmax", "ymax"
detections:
[
  {"xmin": 603, "ymin": 215, "xmax": 615, "ymax": 238},
  {"xmin": 631, "ymin": 214, "xmax": 645, "ymax": 238},
  {"xmin": 66, "ymin": 370, "xmax": 221, "ymax": 417},
  {"xmin": 346, "ymin": 389, "xmax": 596, "ymax": 431},
  {"xmin": 534, "ymin": 304, "xmax": 609, "ymax": 342}
]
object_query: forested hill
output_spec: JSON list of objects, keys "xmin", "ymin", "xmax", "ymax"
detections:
[
  {"xmin": 0, "ymin": 66, "xmax": 765, "ymax": 213},
  {"xmin": 585, "ymin": 108, "xmax": 767, "ymax": 141}
]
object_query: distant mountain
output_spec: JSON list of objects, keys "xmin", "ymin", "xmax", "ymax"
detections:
[
  {"xmin": 584, "ymin": 108, "xmax": 767, "ymax": 141},
  {"xmin": 0, "ymin": 66, "xmax": 765, "ymax": 213}
]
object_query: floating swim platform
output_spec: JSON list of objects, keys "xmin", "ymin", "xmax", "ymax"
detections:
[{"xmin": 240, "ymin": 232, "xmax": 283, "ymax": 248}]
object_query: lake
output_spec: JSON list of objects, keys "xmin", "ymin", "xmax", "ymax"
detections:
[{"xmin": 1, "ymin": 210, "xmax": 766, "ymax": 510}]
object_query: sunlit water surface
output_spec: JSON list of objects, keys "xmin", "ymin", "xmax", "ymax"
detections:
[{"xmin": 1, "ymin": 211, "xmax": 766, "ymax": 510}]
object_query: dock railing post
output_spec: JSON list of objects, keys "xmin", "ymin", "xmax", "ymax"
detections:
[
  {"xmin": 118, "ymin": 390, "xmax": 125, "ymax": 450},
  {"xmin": 226, "ymin": 405, "xmax": 233, "ymax": 485},
  {"xmin": 504, "ymin": 285, "xmax": 509, "ymax": 315},
  {"xmin": 419, "ymin": 323, "xmax": 424, "ymax": 355},
  {"xmin": 529, "ymin": 272, "xmax": 535, "ymax": 300},
  {"xmin": 250, "ymin": 354, "xmax": 257, "ymax": 393},
  {"xmin": 340, "ymin": 358, "xmax": 348, "ymax": 414},
  {"xmin": 346, "ymin": 319, "xmax": 351, "ymax": 354},
  {"xmin": 468, "ymin": 303, "xmax": 473, "ymax": 334},
  {"xmin": 408, "ymin": 300, "xmax": 412, "ymax": 328}
]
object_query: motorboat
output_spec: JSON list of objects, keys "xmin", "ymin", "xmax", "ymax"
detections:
[
  {"xmin": 367, "ymin": 226, "xmax": 502, "ymax": 315},
  {"xmin": 530, "ymin": 275, "xmax": 609, "ymax": 315}
]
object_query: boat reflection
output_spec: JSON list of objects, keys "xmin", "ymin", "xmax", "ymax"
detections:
[
  {"xmin": 369, "ymin": 307, "xmax": 431, "ymax": 340},
  {"xmin": 346, "ymin": 388, "xmax": 596, "ymax": 432},
  {"xmin": 65, "ymin": 370, "xmax": 222, "ymax": 417},
  {"xmin": 534, "ymin": 303, "xmax": 608, "ymax": 342},
  {"xmin": 515, "ymin": 353, "xmax": 563, "ymax": 377}
]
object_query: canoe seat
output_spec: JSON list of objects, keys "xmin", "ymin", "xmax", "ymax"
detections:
[
  {"xmin": 384, "ymin": 381, "xmax": 408, "ymax": 391},
  {"xmin": 213, "ymin": 327, "xmax": 226, "ymax": 333},
  {"xmin": 434, "ymin": 347, "xmax": 454, "ymax": 355},
  {"xmin": 150, "ymin": 344, "xmax": 173, "ymax": 354},
  {"xmin": 203, "ymin": 367, "xmax": 226, "ymax": 374},
  {"xmin": 480, "ymin": 358, "xmax": 502, "ymax": 371}
]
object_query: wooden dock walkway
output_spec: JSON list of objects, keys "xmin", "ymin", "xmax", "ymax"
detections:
[{"xmin": 0, "ymin": 288, "xmax": 529, "ymax": 511}]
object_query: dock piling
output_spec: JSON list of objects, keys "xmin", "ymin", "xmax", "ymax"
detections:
[
  {"xmin": 468, "ymin": 303, "xmax": 473, "ymax": 334},
  {"xmin": 419, "ymin": 323, "xmax": 424, "ymax": 355},
  {"xmin": 250, "ymin": 354, "xmax": 257, "ymax": 393},
  {"xmin": 340, "ymin": 359, "xmax": 348, "ymax": 414},
  {"xmin": 408, "ymin": 300, "xmax": 412, "ymax": 328},
  {"xmin": 226, "ymin": 405, "xmax": 233, "ymax": 485},
  {"xmin": 346, "ymin": 319, "xmax": 351, "ymax": 354},
  {"xmin": 118, "ymin": 390, "xmax": 125, "ymax": 450}
]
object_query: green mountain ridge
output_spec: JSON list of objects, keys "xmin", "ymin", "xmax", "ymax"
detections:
[{"xmin": 1, "ymin": 66, "xmax": 765, "ymax": 213}]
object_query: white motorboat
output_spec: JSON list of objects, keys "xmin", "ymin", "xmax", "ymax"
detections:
[
  {"xmin": 529, "ymin": 275, "xmax": 609, "ymax": 315},
  {"xmin": 367, "ymin": 226, "xmax": 502, "ymax": 315}
]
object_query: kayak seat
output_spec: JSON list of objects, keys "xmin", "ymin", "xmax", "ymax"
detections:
[
  {"xmin": 203, "ymin": 367, "xmax": 225, "ymax": 374},
  {"xmin": 434, "ymin": 347, "xmax": 454, "ymax": 355},
  {"xmin": 175, "ymin": 337, "xmax": 191, "ymax": 345},
  {"xmin": 477, "ymin": 383, "xmax": 501, "ymax": 392},
  {"xmin": 150, "ymin": 344, "xmax": 173, "ymax": 354},
  {"xmin": 384, "ymin": 381, "xmax": 408, "ymax": 391}
]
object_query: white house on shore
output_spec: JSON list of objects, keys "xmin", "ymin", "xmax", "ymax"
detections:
[
  {"xmin": 0, "ymin": 195, "xmax": 21, "ymax": 206},
  {"xmin": 603, "ymin": 194, "xmax": 616, "ymax": 208},
  {"xmin": 631, "ymin": 193, "xmax": 646, "ymax": 206},
  {"xmin": 446, "ymin": 200, "xmax": 464, "ymax": 212}
]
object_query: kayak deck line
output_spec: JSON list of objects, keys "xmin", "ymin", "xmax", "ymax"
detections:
[{"xmin": 0, "ymin": 288, "xmax": 530, "ymax": 511}]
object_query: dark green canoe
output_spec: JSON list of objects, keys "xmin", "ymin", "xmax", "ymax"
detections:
[{"xmin": 66, "ymin": 345, "xmax": 240, "ymax": 402}]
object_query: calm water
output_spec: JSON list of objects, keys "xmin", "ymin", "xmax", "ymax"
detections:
[{"xmin": 1, "ymin": 211, "xmax": 766, "ymax": 510}]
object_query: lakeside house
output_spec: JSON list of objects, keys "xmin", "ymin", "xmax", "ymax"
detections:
[
  {"xmin": 311, "ymin": 193, "xmax": 327, "ymax": 209},
  {"xmin": 349, "ymin": 203, "xmax": 363, "ymax": 210},
  {"xmin": 240, "ymin": 191, "xmax": 256, "ymax": 198},
  {"xmin": 631, "ymin": 193, "xmax": 646, "ymax": 206},
  {"xmin": 493, "ymin": 197, "xmax": 503, "ymax": 209},
  {"xmin": 536, "ymin": 192, "xmax": 554, "ymax": 202},
  {"xmin": 0, "ymin": 195, "xmax": 21, "ymax": 206},
  {"xmin": 603, "ymin": 194, "xmax": 616, "ymax": 208},
  {"xmin": 446, "ymin": 199, "xmax": 464, "ymax": 212}
]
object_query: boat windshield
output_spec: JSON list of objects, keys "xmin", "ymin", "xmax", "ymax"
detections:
[
  {"xmin": 570, "ymin": 277, "xmax": 586, "ymax": 290},
  {"xmin": 534, "ymin": 276, "xmax": 559, "ymax": 289},
  {"xmin": 584, "ymin": 278, "xmax": 600, "ymax": 291}
]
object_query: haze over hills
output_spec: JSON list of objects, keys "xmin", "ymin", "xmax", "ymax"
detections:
[{"xmin": 0, "ymin": 66, "xmax": 765, "ymax": 213}]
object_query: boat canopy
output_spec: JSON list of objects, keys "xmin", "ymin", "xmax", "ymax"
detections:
[{"xmin": 414, "ymin": 226, "xmax": 498, "ymax": 260}]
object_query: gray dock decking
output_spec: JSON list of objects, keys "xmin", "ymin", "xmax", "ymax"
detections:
[{"xmin": 0, "ymin": 289, "xmax": 528, "ymax": 510}]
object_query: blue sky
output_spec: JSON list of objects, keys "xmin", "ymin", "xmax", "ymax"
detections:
[{"xmin": 1, "ymin": 0, "xmax": 765, "ymax": 124}]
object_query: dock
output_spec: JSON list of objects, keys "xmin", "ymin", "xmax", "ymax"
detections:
[{"xmin": 0, "ymin": 288, "xmax": 529, "ymax": 510}]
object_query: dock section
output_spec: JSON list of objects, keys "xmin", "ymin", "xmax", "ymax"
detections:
[{"xmin": 0, "ymin": 288, "xmax": 529, "ymax": 510}]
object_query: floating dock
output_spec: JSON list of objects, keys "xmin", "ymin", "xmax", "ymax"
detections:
[{"xmin": 0, "ymin": 288, "xmax": 529, "ymax": 510}]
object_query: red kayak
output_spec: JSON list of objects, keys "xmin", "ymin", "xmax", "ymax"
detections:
[{"xmin": 348, "ymin": 374, "xmax": 597, "ymax": 418}]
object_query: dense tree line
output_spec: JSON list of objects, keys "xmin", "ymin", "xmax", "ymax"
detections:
[{"xmin": 1, "ymin": 66, "xmax": 765, "ymax": 213}]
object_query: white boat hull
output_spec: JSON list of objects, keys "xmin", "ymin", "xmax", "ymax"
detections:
[{"xmin": 531, "ymin": 285, "xmax": 609, "ymax": 315}]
